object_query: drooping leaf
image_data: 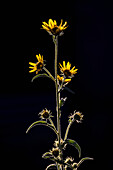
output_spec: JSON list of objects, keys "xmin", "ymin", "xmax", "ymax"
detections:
[
  {"xmin": 45, "ymin": 164, "xmax": 56, "ymax": 170},
  {"xmin": 64, "ymin": 87, "xmax": 75, "ymax": 94},
  {"xmin": 26, "ymin": 120, "xmax": 58, "ymax": 135},
  {"xmin": 31, "ymin": 73, "xmax": 54, "ymax": 82},
  {"xmin": 65, "ymin": 139, "xmax": 81, "ymax": 158},
  {"xmin": 77, "ymin": 157, "xmax": 94, "ymax": 168}
]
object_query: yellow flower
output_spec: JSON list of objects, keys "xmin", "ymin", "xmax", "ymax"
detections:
[
  {"xmin": 59, "ymin": 61, "xmax": 78, "ymax": 78},
  {"xmin": 69, "ymin": 111, "xmax": 84, "ymax": 123},
  {"xmin": 29, "ymin": 54, "xmax": 44, "ymax": 74},
  {"xmin": 42, "ymin": 19, "xmax": 68, "ymax": 36},
  {"xmin": 51, "ymin": 147, "xmax": 60, "ymax": 157},
  {"xmin": 38, "ymin": 108, "xmax": 52, "ymax": 120},
  {"xmin": 57, "ymin": 74, "xmax": 71, "ymax": 83}
]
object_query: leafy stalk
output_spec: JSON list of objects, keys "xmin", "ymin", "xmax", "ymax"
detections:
[
  {"xmin": 64, "ymin": 119, "xmax": 75, "ymax": 141},
  {"xmin": 54, "ymin": 36, "xmax": 63, "ymax": 170}
]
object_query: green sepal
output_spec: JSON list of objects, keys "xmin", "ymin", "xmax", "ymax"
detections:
[
  {"xmin": 45, "ymin": 164, "xmax": 56, "ymax": 170},
  {"xmin": 64, "ymin": 139, "xmax": 81, "ymax": 158},
  {"xmin": 31, "ymin": 73, "xmax": 54, "ymax": 82},
  {"xmin": 26, "ymin": 120, "xmax": 58, "ymax": 135},
  {"xmin": 77, "ymin": 157, "xmax": 94, "ymax": 168}
]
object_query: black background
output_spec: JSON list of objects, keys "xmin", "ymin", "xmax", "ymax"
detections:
[{"xmin": 1, "ymin": 0, "xmax": 113, "ymax": 169}]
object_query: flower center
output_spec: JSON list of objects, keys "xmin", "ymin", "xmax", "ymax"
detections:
[
  {"xmin": 52, "ymin": 149, "xmax": 59, "ymax": 157},
  {"xmin": 74, "ymin": 114, "xmax": 81, "ymax": 121},
  {"xmin": 51, "ymin": 26, "xmax": 60, "ymax": 35},
  {"xmin": 42, "ymin": 111, "xmax": 49, "ymax": 119},
  {"xmin": 36, "ymin": 62, "xmax": 43, "ymax": 70},
  {"xmin": 63, "ymin": 69, "xmax": 71, "ymax": 77}
]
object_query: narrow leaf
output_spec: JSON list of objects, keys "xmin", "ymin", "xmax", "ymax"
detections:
[
  {"xmin": 31, "ymin": 73, "xmax": 53, "ymax": 82},
  {"xmin": 77, "ymin": 157, "xmax": 94, "ymax": 167},
  {"xmin": 46, "ymin": 164, "xmax": 56, "ymax": 170},
  {"xmin": 26, "ymin": 120, "xmax": 57, "ymax": 135},
  {"xmin": 64, "ymin": 87, "xmax": 75, "ymax": 94},
  {"xmin": 65, "ymin": 139, "xmax": 81, "ymax": 158}
]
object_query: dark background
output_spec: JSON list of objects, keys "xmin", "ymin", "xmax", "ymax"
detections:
[{"xmin": 1, "ymin": 0, "xmax": 113, "ymax": 169}]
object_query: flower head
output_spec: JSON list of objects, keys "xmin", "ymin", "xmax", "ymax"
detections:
[
  {"xmin": 29, "ymin": 54, "xmax": 44, "ymax": 74},
  {"xmin": 59, "ymin": 61, "xmax": 78, "ymax": 78},
  {"xmin": 39, "ymin": 108, "xmax": 52, "ymax": 120},
  {"xmin": 42, "ymin": 19, "xmax": 68, "ymax": 36},
  {"xmin": 69, "ymin": 111, "xmax": 84, "ymax": 123},
  {"xmin": 57, "ymin": 74, "xmax": 71, "ymax": 83},
  {"xmin": 50, "ymin": 147, "xmax": 60, "ymax": 158}
]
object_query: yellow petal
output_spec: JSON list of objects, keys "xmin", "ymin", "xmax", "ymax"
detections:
[
  {"xmin": 54, "ymin": 20, "xmax": 57, "ymax": 25},
  {"xmin": 62, "ymin": 21, "xmax": 67, "ymax": 28},
  {"xmin": 63, "ymin": 61, "xmax": 66, "ymax": 68},
  {"xmin": 42, "ymin": 25, "xmax": 49, "ymax": 30},
  {"xmin": 71, "ymin": 66, "xmax": 75, "ymax": 70},
  {"xmin": 29, "ymin": 62, "xmax": 36, "ymax": 66},
  {"xmin": 42, "ymin": 22, "xmax": 49, "ymax": 27},
  {"xmin": 59, "ymin": 19, "xmax": 63, "ymax": 27},
  {"xmin": 36, "ymin": 55, "xmax": 39, "ymax": 60},
  {"xmin": 59, "ymin": 63, "xmax": 63, "ymax": 69},
  {"xmin": 67, "ymin": 62, "xmax": 71, "ymax": 69},
  {"xmin": 29, "ymin": 66, "xmax": 34, "ymax": 69},
  {"xmin": 29, "ymin": 69, "xmax": 36, "ymax": 73},
  {"xmin": 49, "ymin": 19, "xmax": 54, "ymax": 28},
  {"xmin": 65, "ymin": 79, "xmax": 71, "ymax": 82}
]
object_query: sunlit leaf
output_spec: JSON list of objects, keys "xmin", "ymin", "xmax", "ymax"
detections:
[
  {"xmin": 31, "ymin": 73, "xmax": 54, "ymax": 82},
  {"xmin": 26, "ymin": 120, "xmax": 58, "ymax": 135},
  {"xmin": 65, "ymin": 139, "xmax": 81, "ymax": 158},
  {"xmin": 64, "ymin": 87, "xmax": 75, "ymax": 94},
  {"xmin": 45, "ymin": 164, "xmax": 56, "ymax": 170},
  {"xmin": 77, "ymin": 157, "xmax": 94, "ymax": 167}
]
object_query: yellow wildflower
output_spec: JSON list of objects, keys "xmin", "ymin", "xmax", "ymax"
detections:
[
  {"xmin": 38, "ymin": 108, "xmax": 52, "ymax": 120},
  {"xmin": 29, "ymin": 54, "xmax": 44, "ymax": 74},
  {"xmin": 57, "ymin": 74, "xmax": 71, "ymax": 83},
  {"xmin": 59, "ymin": 61, "xmax": 78, "ymax": 78},
  {"xmin": 69, "ymin": 111, "xmax": 84, "ymax": 123},
  {"xmin": 42, "ymin": 19, "xmax": 68, "ymax": 36}
]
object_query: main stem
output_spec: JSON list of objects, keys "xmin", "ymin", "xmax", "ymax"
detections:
[
  {"xmin": 55, "ymin": 36, "xmax": 61, "ymax": 142},
  {"xmin": 54, "ymin": 36, "xmax": 62, "ymax": 170}
]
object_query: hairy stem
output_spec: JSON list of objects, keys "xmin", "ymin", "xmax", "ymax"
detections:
[
  {"xmin": 54, "ymin": 36, "xmax": 63, "ymax": 170},
  {"xmin": 43, "ymin": 67, "xmax": 55, "ymax": 81},
  {"xmin": 64, "ymin": 120, "xmax": 74, "ymax": 141}
]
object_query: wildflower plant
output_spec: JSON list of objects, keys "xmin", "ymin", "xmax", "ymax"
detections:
[{"xmin": 26, "ymin": 19, "xmax": 93, "ymax": 170}]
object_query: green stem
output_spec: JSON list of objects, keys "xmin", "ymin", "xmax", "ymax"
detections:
[
  {"xmin": 54, "ymin": 36, "xmax": 60, "ymax": 141},
  {"xmin": 64, "ymin": 120, "xmax": 74, "ymax": 141},
  {"xmin": 54, "ymin": 36, "xmax": 63, "ymax": 170},
  {"xmin": 49, "ymin": 117, "xmax": 57, "ymax": 133},
  {"xmin": 43, "ymin": 67, "xmax": 55, "ymax": 82}
]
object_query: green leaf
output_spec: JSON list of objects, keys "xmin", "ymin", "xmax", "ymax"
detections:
[
  {"xmin": 46, "ymin": 164, "xmax": 56, "ymax": 170},
  {"xmin": 31, "ymin": 73, "xmax": 54, "ymax": 82},
  {"xmin": 77, "ymin": 157, "xmax": 94, "ymax": 168},
  {"xmin": 64, "ymin": 87, "xmax": 75, "ymax": 94},
  {"xmin": 65, "ymin": 139, "xmax": 81, "ymax": 158},
  {"xmin": 26, "ymin": 120, "xmax": 58, "ymax": 135}
]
